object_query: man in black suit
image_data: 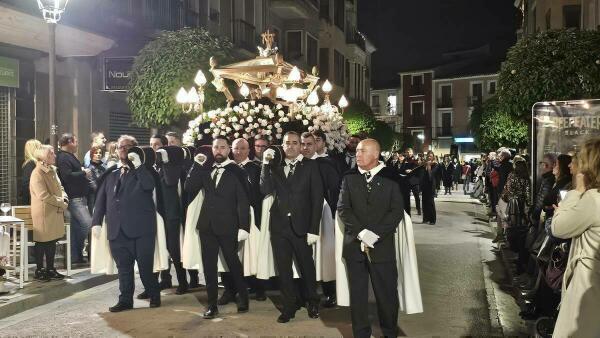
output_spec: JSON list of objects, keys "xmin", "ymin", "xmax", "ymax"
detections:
[
  {"xmin": 215, "ymin": 138, "xmax": 267, "ymax": 304},
  {"xmin": 185, "ymin": 136, "xmax": 250, "ymax": 319},
  {"xmin": 260, "ymin": 131, "xmax": 324, "ymax": 323},
  {"xmin": 404, "ymin": 148, "xmax": 422, "ymax": 216},
  {"xmin": 338, "ymin": 134, "xmax": 362, "ymax": 174},
  {"xmin": 337, "ymin": 139, "xmax": 404, "ymax": 338},
  {"xmin": 91, "ymin": 135, "xmax": 161, "ymax": 312}
]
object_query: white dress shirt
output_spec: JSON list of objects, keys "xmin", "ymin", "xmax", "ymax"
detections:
[
  {"xmin": 212, "ymin": 159, "xmax": 234, "ymax": 186},
  {"xmin": 284, "ymin": 154, "xmax": 303, "ymax": 177},
  {"xmin": 358, "ymin": 161, "xmax": 385, "ymax": 183}
]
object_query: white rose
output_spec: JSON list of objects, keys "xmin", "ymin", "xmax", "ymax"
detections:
[
  {"xmin": 265, "ymin": 129, "xmax": 272, "ymax": 135},
  {"xmin": 296, "ymin": 114, "xmax": 303, "ymax": 120},
  {"xmin": 213, "ymin": 128, "xmax": 220, "ymax": 134},
  {"xmin": 275, "ymin": 134, "xmax": 282, "ymax": 139},
  {"xmin": 277, "ymin": 128, "xmax": 283, "ymax": 133},
  {"xmin": 245, "ymin": 127, "xmax": 252, "ymax": 133},
  {"xmin": 204, "ymin": 128, "xmax": 211, "ymax": 134},
  {"xmin": 243, "ymin": 133, "xmax": 249, "ymax": 139},
  {"xmin": 274, "ymin": 122, "xmax": 281, "ymax": 128},
  {"xmin": 253, "ymin": 123, "xmax": 259, "ymax": 128},
  {"xmin": 302, "ymin": 119, "xmax": 309, "ymax": 126},
  {"xmin": 231, "ymin": 116, "xmax": 238, "ymax": 123},
  {"xmin": 257, "ymin": 104, "xmax": 263, "ymax": 109},
  {"xmin": 282, "ymin": 117, "xmax": 289, "ymax": 123},
  {"xmin": 210, "ymin": 122, "xmax": 216, "ymax": 128},
  {"xmin": 278, "ymin": 110, "xmax": 285, "ymax": 117},
  {"xmin": 267, "ymin": 125, "xmax": 273, "ymax": 129},
  {"xmin": 226, "ymin": 127, "xmax": 232, "ymax": 132},
  {"xmin": 247, "ymin": 116, "xmax": 254, "ymax": 123},
  {"xmin": 234, "ymin": 132, "xmax": 240, "ymax": 138},
  {"xmin": 276, "ymin": 104, "xmax": 283, "ymax": 109},
  {"xmin": 219, "ymin": 118, "xmax": 226, "ymax": 124},
  {"xmin": 233, "ymin": 106, "xmax": 240, "ymax": 112},
  {"xmin": 250, "ymin": 100, "xmax": 256, "ymax": 106},
  {"xmin": 239, "ymin": 119, "xmax": 246, "ymax": 125}
]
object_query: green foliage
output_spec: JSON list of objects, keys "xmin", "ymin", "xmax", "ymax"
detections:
[
  {"xmin": 342, "ymin": 100, "xmax": 401, "ymax": 149},
  {"xmin": 498, "ymin": 29, "xmax": 600, "ymax": 119},
  {"xmin": 127, "ymin": 28, "xmax": 237, "ymax": 128},
  {"xmin": 473, "ymin": 96, "xmax": 528, "ymax": 151}
]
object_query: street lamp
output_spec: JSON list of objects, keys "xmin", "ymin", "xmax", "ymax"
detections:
[
  {"xmin": 176, "ymin": 70, "xmax": 206, "ymax": 114},
  {"xmin": 37, "ymin": 0, "xmax": 69, "ymax": 147}
]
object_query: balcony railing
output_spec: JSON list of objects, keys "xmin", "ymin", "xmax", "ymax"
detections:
[
  {"xmin": 437, "ymin": 98, "xmax": 453, "ymax": 108},
  {"xmin": 468, "ymin": 95, "xmax": 482, "ymax": 106},
  {"xmin": 232, "ymin": 19, "xmax": 257, "ymax": 53},
  {"xmin": 436, "ymin": 126, "xmax": 453, "ymax": 137},
  {"xmin": 345, "ymin": 27, "xmax": 366, "ymax": 51}
]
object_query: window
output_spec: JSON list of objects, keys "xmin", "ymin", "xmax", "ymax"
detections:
[
  {"xmin": 440, "ymin": 111, "xmax": 452, "ymax": 136},
  {"xmin": 334, "ymin": 49, "xmax": 344, "ymax": 87},
  {"xmin": 563, "ymin": 5, "xmax": 581, "ymax": 29},
  {"xmin": 488, "ymin": 81, "xmax": 497, "ymax": 95},
  {"xmin": 411, "ymin": 101, "xmax": 424, "ymax": 116},
  {"xmin": 334, "ymin": 0, "xmax": 344, "ymax": 30},
  {"xmin": 411, "ymin": 74, "xmax": 424, "ymax": 95},
  {"xmin": 372, "ymin": 95, "xmax": 380, "ymax": 107},
  {"xmin": 286, "ymin": 31, "xmax": 303, "ymax": 60},
  {"xmin": 387, "ymin": 95, "xmax": 397, "ymax": 115},
  {"xmin": 306, "ymin": 33, "xmax": 318, "ymax": 69},
  {"xmin": 320, "ymin": 0, "xmax": 330, "ymax": 21},
  {"xmin": 319, "ymin": 48, "xmax": 329, "ymax": 79}
]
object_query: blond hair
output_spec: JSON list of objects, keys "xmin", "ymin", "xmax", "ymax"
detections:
[
  {"xmin": 33, "ymin": 145, "xmax": 54, "ymax": 163},
  {"xmin": 22, "ymin": 139, "xmax": 42, "ymax": 168},
  {"xmin": 577, "ymin": 137, "xmax": 600, "ymax": 191}
]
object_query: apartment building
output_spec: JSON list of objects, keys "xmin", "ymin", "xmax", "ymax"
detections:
[
  {"xmin": 515, "ymin": 0, "xmax": 600, "ymax": 37},
  {"xmin": 0, "ymin": 0, "xmax": 374, "ymax": 204},
  {"xmin": 370, "ymin": 87, "xmax": 401, "ymax": 132},
  {"xmin": 398, "ymin": 70, "xmax": 434, "ymax": 153}
]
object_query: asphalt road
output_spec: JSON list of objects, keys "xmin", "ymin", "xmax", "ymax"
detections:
[{"xmin": 0, "ymin": 194, "xmax": 525, "ymax": 337}]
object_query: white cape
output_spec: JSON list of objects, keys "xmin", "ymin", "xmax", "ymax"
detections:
[
  {"xmin": 335, "ymin": 211, "xmax": 424, "ymax": 314},
  {"xmin": 181, "ymin": 191, "xmax": 260, "ymax": 277},
  {"xmin": 255, "ymin": 196, "xmax": 333, "ymax": 281},
  {"xmin": 90, "ymin": 212, "xmax": 169, "ymax": 275}
]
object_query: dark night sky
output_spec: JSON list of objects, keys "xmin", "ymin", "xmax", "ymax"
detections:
[{"xmin": 357, "ymin": 0, "xmax": 519, "ymax": 88}]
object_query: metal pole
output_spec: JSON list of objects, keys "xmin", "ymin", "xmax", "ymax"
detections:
[{"xmin": 49, "ymin": 22, "xmax": 57, "ymax": 147}]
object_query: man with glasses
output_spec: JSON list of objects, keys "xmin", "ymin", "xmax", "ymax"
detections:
[
  {"xmin": 253, "ymin": 136, "xmax": 270, "ymax": 163},
  {"xmin": 91, "ymin": 135, "xmax": 161, "ymax": 312}
]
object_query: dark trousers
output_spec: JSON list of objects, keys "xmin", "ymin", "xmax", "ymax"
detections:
[
  {"xmin": 222, "ymin": 273, "xmax": 265, "ymax": 296},
  {"xmin": 271, "ymin": 231, "xmax": 319, "ymax": 314},
  {"xmin": 488, "ymin": 186, "xmax": 498, "ymax": 212},
  {"xmin": 34, "ymin": 240, "xmax": 57, "ymax": 269},
  {"xmin": 422, "ymin": 190, "xmax": 436, "ymax": 224},
  {"xmin": 200, "ymin": 231, "xmax": 248, "ymax": 308},
  {"xmin": 109, "ymin": 230, "xmax": 160, "ymax": 306},
  {"xmin": 347, "ymin": 258, "xmax": 399, "ymax": 338},
  {"xmin": 400, "ymin": 186, "xmax": 411, "ymax": 216},
  {"xmin": 159, "ymin": 218, "xmax": 188, "ymax": 287},
  {"xmin": 409, "ymin": 184, "xmax": 421, "ymax": 213}
]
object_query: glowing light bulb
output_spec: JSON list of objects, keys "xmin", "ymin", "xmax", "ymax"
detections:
[
  {"xmin": 307, "ymin": 90, "xmax": 319, "ymax": 105},
  {"xmin": 338, "ymin": 94, "xmax": 348, "ymax": 108},
  {"xmin": 194, "ymin": 70, "xmax": 207, "ymax": 86},
  {"xmin": 287, "ymin": 66, "xmax": 301, "ymax": 82},
  {"xmin": 176, "ymin": 87, "xmax": 189, "ymax": 104},
  {"xmin": 240, "ymin": 83, "xmax": 250, "ymax": 98},
  {"xmin": 322, "ymin": 80, "xmax": 332, "ymax": 93},
  {"xmin": 187, "ymin": 87, "xmax": 200, "ymax": 103}
]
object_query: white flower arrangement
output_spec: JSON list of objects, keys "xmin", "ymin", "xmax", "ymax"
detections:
[{"xmin": 183, "ymin": 101, "xmax": 349, "ymax": 152}]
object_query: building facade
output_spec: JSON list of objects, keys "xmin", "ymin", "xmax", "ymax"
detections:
[
  {"xmin": 0, "ymin": 0, "xmax": 374, "ymax": 204},
  {"xmin": 515, "ymin": 0, "xmax": 600, "ymax": 37},
  {"xmin": 370, "ymin": 87, "xmax": 401, "ymax": 132}
]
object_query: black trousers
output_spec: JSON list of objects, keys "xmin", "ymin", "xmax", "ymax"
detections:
[
  {"xmin": 159, "ymin": 218, "xmax": 188, "ymax": 287},
  {"xmin": 34, "ymin": 240, "xmax": 57, "ymax": 270},
  {"xmin": 110, "ymin": 230, "xmax": 160, "ymax": 305},
  {"xmin": 347, "ymin": 258, "xmax": 399, "ymax": 338},
  {"xmin": 271, "ymin": 230, "xmax": 319, "ymax": 314},
  {"xmin": 409, "ymin": 184, "xmax": 421, "ymax": 212},
  {"xmin": 200, "ymin": 231, "xmax": 248, "ymax": 308},
  {"xmin": 400, "ymin": 185, "xmax": 411, "ymax": 216},
  {"xmin": 422, "ymin": 188, "xmax": 436, "ymax": 224}
]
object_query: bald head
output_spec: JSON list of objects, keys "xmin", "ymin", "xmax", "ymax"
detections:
[
  {"xmin": 356, "ymin": 138, "xmax": 381, "ymax": 170},
  {"xmin": 232, "ymin": 138, "xmax": 250, "ymax": 164}
]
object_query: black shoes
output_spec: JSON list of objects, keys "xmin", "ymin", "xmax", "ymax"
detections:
[
  {"xmin": 307, "ymin": 303, "xmax": 320, "ymax": 319},
  {"xmin": 217, "ymin": 291, "xmax": 236, "ymax": 305},
  {"xmin": 33, "ymin": 268, "xmax": 50, "ymax": 282},
  {"xmin": 237, "ymin": 302, "xmax": 249, "ymax": 313},
  {"xmin": 109, "ymin": 302, "xmax": 133, "ymax": 313},
  {"xmin": 322, "ymin": 296, "xmax": 337, "ymax": 308},
  {"xmin": 150, "ymin": 297, "xmax": 161, "ymax": 308},
  {"xmin": 175, "ymin": 284, "xmax": 189, "ymax": 295},
  {"xmin": 159, "ymin": 279, "xmax": 173, "ymax": 290},
  {"xmin": 137, "ymin": 291, "xmax": 150, "ymax": 300},
  {"xmin": 203, "ymin": 307, "xmax": 219, "ymax": 319},
  {"xmin": 46, "ymin": 268, "xmax": 65, "ymax": 280},
  {"xmin": 189, "ymin": 276, "xmax": 201, "ymax": 289},
  {"xmin": 254, "ymin": 291, "xmax": 267, "ymax": 301},
  {"xmin": 277, "ymin": 311, "xmax": 295, "ymax": 323}
]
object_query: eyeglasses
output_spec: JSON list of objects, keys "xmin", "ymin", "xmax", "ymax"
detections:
[
  {"xmin": 117, "ymin": 144, "xmax": 134, "ymax": 150},
  {"xmin": 255, "ymin": 145, "xmax": 268, "ymax": 148}
]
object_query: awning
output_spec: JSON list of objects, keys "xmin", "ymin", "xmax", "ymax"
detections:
[{"xmin": 0, "ymin": 4, "xmax": 114, "ymax": 57}]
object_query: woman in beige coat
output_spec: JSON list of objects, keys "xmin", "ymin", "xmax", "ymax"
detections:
[
  {"xmin": 30, "ymin": 145, "xmax": 68, "ymax": 281},
  {"xmin": 551, "ymin": 137, "xmax": 600, "ymax": 338}
]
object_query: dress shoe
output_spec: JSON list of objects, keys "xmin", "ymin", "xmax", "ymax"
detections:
[
  {"xmin": 307, "ymin": 303, "xmax": 320, "ymax": 319},
  {"xmin": 237, "ymin": 302, "xmax": 249, "ymax": 313},
  {"xmin": 218, "ymin": 292, "xmax": 236, "ymax": 305},
  {"xmin": 321, "ymin": 296, "xmax": 337, "ymax": 308},
  {"xmin": 189, "ymin": 276, "xmax": 200, "ymax": 289},
  {"xmin": 175, "ymin": 284, "xmax": 188, "ymax": 295},
  {"xmin": 109, "ymin": 302, "xmax": 133, "ymax": 312},
  {"xmin": 277, "ymin": 311, "xmax": 295, "ymax": 323},
  {"xmin": 137, "ymin": 290, "xmax": 150, "ymax": 300},
  {"xmin": 158, "ymin": 279, "xmax": 173, "ymax": 290},
  {"xmin": 428, "ymin": 221, "xmax": 435, "ymax": 225},
  {"xmin": 46, "ymin": 268, "xmax": 65, "ymax": 280},
  {"xmin": 149, "ymin": 298, "xmax": 161, "ymax": 308},
  {"xmin": 254, "ymin": 291, "xmax": 267, "ymax": 301},
  {"xmin": 33, "ymin": 268, "xmax": 50, "ymax": 282},
  {"xmin": 203, "ymin": 307, "xmax": 219, "ymax": 319}
]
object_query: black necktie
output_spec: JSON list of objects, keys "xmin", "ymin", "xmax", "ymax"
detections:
[
  {"xmin": 365, "ymin": 171, "xmax": 372, "ymax": 192},
  {"xmin": 287, "ymin": 162, "xmax": 296, "ymax": 178},
  {"xmin": 115, "ymin": 166, "xmax": 128, "ymax": 193},
  {"xmin": 212, "ymin": 166, "xmax": 222, "ymax": 185}
]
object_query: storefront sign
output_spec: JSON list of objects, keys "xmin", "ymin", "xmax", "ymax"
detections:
[
  {"xmin": 0, "ymin": 56, "xmax": 19, "ymax": 88},
  {"xmin": 104, "ymin": 57, "xmax": 134, "ymax": 91}
]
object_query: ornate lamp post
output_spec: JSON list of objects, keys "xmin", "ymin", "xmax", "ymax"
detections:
[
  {"xmin": 176, "ymin": 70, "xmax": 206, "ymax": 114},
  {"xmin": 37, "ymin": 0, "xmax": 69, "ymax": 147}
]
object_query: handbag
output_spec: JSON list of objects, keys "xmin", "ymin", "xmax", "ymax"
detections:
[{"xmin": 545, "ymin": 242, "xmax": 569, "ymax": 291}]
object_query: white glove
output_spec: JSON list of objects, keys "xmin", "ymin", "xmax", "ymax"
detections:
[
  {"xmin": 262, "ymin": 149, "xmax": 275, "ymax": 164},
  {"xmin": 194, "ymin": 153, "xmax": 207, "ymax": 165},
  {"xmin": 92, "ymin": 225, "xmax": 102, "ymax": 239},
  {"xmin": 357, "ymin": 229, "xmax": 380, "ymax": 248},
  {"xmin": 128, "ymin": 153, "xmax": 142, "ymax": 169},
  {"xmin": 307, "ymin": 233, "xmax": 320, "ymax": 245},
  {"xmin": 237, "ymin": 229, "xmax": 250, "ymax": 242},
  {"xmin": 156, "ymin": 149, "xmax": 169, "ymax": 164}
]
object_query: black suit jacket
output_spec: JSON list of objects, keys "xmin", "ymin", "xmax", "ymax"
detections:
[
  {"xmin": 241, "ymin": 160, "xmax": 264, "ymax": 228},
  {"xmin": 56, "ymin": 150, "xmax": 90, "ymax": 198},
  {"xmin": 260, "ymin": 157, "xmax": 324, "ymax": 236},
  {"xmin": 337, "ymin": 166, "xmax": 404, "ymax": 262},
  {"xmin": 315, "ymin": 156, "xmax": 341, "ymax": 216},
  {"xmin": 92, "ymin": 165, "xmax": 157, "ymax": 241},
  {"xmin": 157, "ymin": 163, "xmax": 183, "ymax": 222},
  {"xmin": 185, "ymin": 162, "xmax": 250, "ymax": 236}
]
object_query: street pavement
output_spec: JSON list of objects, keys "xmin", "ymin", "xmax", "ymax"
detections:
[{"xmin": 0, "ymin": 191, "xmax": 526, "ymax": 337}]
